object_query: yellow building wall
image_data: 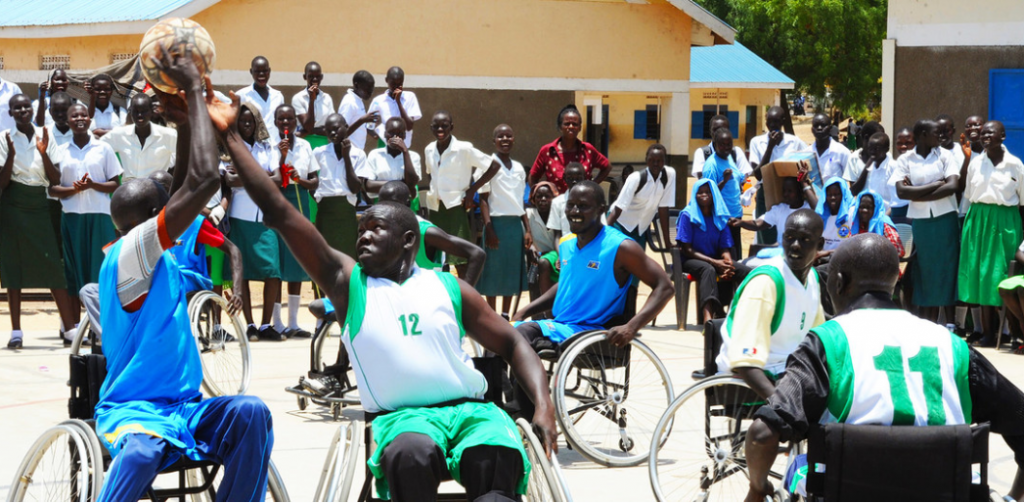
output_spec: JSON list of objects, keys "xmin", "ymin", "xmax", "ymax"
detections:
[
  {"xmin": 687, "ymin": 87, "xmax": 778, "ymax": 159},
  {"xmin": 0, "ymin": 35, "xmax": 140, "ymax": 70},
  {"xmin": 574, "ymin": 93, "xmax": 668, "ymax": 163},
  {"xmin": 0, "ymin": 0, "xmax": 693, "ymax": 81}
]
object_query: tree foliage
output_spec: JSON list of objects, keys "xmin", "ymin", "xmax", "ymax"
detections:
[{"xmin": 695, "ymin": 0, "xmax": 887, "ymax": 112}]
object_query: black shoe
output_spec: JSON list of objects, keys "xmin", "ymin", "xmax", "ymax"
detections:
[
  {"xmin": 258, "ymin": 326, "xmax": 285, "ymax": 341},
  {"xmin": 212, "ymin": 327, "xmax": 235, "ymax": 343},
  {"xmin": 7, "ymin": 337, "xmax": 23, "ymax": 349},
  {"xmin": 246, "ymin": 325, "xmax": 259, "ymax": 342},
  {"xmin": 966, "ymin": 332, "xmax": 985, "ymax": 344},
  {"xmin": 290, "ymin": 328, "xmax": 312, "ymax": 339},
  {"xmin": 972, "ymin": 335, "xmax": 997, "ymax": 348}
]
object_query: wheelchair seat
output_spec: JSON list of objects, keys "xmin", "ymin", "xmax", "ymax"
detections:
[{"xmin": 805, "ymin": 422, "xmax": 990, "ymax": 502}]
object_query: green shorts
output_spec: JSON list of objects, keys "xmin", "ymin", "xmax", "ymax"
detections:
[
  {"xmin": 368, "ymin": 401, "xmax": 530, "ymax": 500},
  {"xmin": 540, "ymin": 250, "xmax": 560, "ymax": 282},
  {"xmin": 205, "ymin": 245, "xmax": 231, "ymax": 288}
]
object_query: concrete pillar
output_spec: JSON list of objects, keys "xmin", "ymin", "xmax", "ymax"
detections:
[
  {"xmin": 662, "ymin": 90, "xmax": 691, "ymax": 208},
  {"xmin": 882, "ymin": 39, "xmax": 896, "ymax": 150}
]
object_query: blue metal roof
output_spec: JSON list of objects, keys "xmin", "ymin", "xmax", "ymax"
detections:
[
  {"xmin": 0, "ymin": 0, "xmax": 195, "ymax": 27},
  {"xmin": 691, "ymin": 42, "xmax": 794, "ymax": 87}
]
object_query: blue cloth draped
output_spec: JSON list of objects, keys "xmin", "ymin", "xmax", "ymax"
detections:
[
  {"xmin": 816, "ymin": 176, "xmax": 853, "ymax": 228},
  {"xmin": 681, "ymin": 178, "xmax": 731, "ymax": 232},
  {"xmin": 851, "ymin": 190, "xmax": 895, "ymax": 236}
]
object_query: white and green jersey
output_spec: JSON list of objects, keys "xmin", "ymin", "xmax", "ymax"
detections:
[
  {"xmin": 717, "ymin": 256, "xmax": 821, "ymax": 376},
  {"xmin": 814, "ymin": 309, "xmax": 972, "ymax": 426},
  {"xmin": 341, "ymin": 265, "xmax": 487, "ymax": 413}
]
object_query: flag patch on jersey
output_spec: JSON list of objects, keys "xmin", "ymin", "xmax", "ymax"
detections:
[
  {"xmin": 742, "ymin": 347, "xmax": 757, "ymax": 355},
  {"xmin": 587, "ymin": 261, "xmax": 600, "ymax": 270}
]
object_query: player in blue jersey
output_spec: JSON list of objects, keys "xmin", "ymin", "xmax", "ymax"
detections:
[
  {"xmin": 93, "ymin": 47, "xmax": 272, "ymax": 502},
  {"xmin": 510, "ymin": 181, "xmax": 673, "ymax": 416}
]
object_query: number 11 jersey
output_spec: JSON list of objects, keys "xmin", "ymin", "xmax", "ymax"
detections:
[
  {"xmin": 341, "ymin": 265, "xmax": 487, "ymax": 413},
  {"xmin": 813, "ymin": 308, "xmax": 972, "ymax": 427}
]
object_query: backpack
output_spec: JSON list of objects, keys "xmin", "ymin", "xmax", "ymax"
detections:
[{"xmin": 634, "ymin": 167, "xmax": 669, "ymax": 195}]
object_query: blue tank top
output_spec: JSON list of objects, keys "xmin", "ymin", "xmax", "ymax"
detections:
[
  {"xmin": 94, "ymin": 238, "xmax": 206, "ymax": 457},
  {"xmin": 553, "ymin": 226, "xmax": 632, "ymax": 330},
  {"xmin": 168, "ymin": 216, "xmax": 213, "ymax": 292}
]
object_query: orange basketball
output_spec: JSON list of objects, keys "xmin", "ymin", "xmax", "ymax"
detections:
[{"xmin": 139, "ymin": 18, "xmax": 215, "ymax": 94}]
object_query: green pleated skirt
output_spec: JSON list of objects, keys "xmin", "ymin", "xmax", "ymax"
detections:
[
  {"xmin": 0, "ymin": 183, "xmax": 67, "ymax": 289},
  {"xmin": 958, "ymin": 203, "xmax": 1022, "ymax": 306},
  {"xmin": 477, "ymin": 216, "xmax": 527, "ymax": 296},
  {"xmin": 911, "ymin": 211, "xmax": 960, "ymax": 307},
  {"xmin": 431, "ymin": 204, "xmax": 472, "ymax": 265},
  {"xmin": 279, "ymin": 185, "xmax": 312, "ymax": 282},
  {"xmin": 61, "ymin": 212, "xmax": 116, "ymax": 294},
  {"xmin": 228, "ymin": 218, "xmax": 281, "ymax": 281},
  {"xmin": 315, "ymin": 196, "xmax": 358, "ymax": 258}
]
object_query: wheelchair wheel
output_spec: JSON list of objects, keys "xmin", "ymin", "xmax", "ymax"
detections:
[
  {"xmin": 184, "ymin": 458, "xmax": 290, "ymax": 501},
  {"xmin": 189, "ymin": 291, "xmax": 252, "ymax": 397},
  {"xmin": 69, "ymin": 315, "xmax": 97, "ymax": 356},
  {"xmin": 648, "ymin": 375, "xmax": 792, "ymax": 502},
  {"xmin": 314, "ymin": 421, "xmax": 364, "ymax": 502},
  {"xmin": 8, "ymin": 424, "xmax": 97, "ymax": 502},
  {"xmin": 516, "ymin": 418, "xmax": 572, "ymax": 502},
  {"xmin": 553, "ymin": 331, "xmax": 674, "ymax": 467}
]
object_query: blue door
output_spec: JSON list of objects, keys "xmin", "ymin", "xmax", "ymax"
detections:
[{"xmin": 989, "ymin": 69, "xmax": 1024, "ymax": 156}]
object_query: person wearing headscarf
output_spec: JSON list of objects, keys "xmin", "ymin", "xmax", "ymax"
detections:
[
  {"xmin": 852, "ymin": 191, "xmax": 904, "ymax": 256},
  {"xmin": 676, "ymin": 178, "xmax": 751, "ymax": 323},
  {"xmin": 814, "ymin": 177, "xmax": 855, "ymax": 314},
  {"xmin": 224, "ymin": 102, "xmax": 286, "ymax": 342}
]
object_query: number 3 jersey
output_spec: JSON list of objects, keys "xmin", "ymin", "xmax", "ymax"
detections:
[
  {"xmin": 812, "ymin": 309, "xmax": 972, "ymax": 427},
  {"xmin": 340, "ymin": 264, "xmax": 487, "ymax": 413}
]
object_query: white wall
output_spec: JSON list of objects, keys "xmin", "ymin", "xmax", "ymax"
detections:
[{"xmin": 888, "ymin": 0, "xmax": 1024, "ymax": 47}]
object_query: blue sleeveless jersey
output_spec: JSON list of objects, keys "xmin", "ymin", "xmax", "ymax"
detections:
[
  {"xmin": 168, "ymin": 216, "xmax": 213, "ymax": 292},
  {"xmin": 552, "ymin": 226, "xmax": 632, "ymax": 336},
  {"xmin": 94, "ymin": 238, "xmax": 209, "ymax": 461}
]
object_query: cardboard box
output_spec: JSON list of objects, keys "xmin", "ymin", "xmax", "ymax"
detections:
[{"xmin": 761, "ymin": 152, "xmax": 820, "ymax": 209}]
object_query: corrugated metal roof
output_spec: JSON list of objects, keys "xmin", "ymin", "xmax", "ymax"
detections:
[
  {"xmin": 691, "ymin": 42, "xmax": 794, "ymax": 86},
  {"xmin": 0, "ymin": 0, "xmax": 195, "ymax": 27}
]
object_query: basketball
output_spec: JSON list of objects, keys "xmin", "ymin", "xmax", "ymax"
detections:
[{"xmin": 138, "ymin": 18, "xmax": 216, "ymax": 94}]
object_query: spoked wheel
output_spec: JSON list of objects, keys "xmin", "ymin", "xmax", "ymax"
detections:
[
  {"xmin": 517, "ymin": 418, "xmax": 572, "ymax": 502},
  {"xmin": 184, "ymin": 458, "xmax": 290, "ymax": 501},
  {"xmin": 314, "ymin": 421, "xmax": 363, "ymax": 502},
  {"xmin": 648, "ymin": 375, "xmax": 792, "ymax": 501},
  {"xmin": 8, "ymin": 424, "xmax": 98, "ymax": 502},
  {"xmin": 553, "ymin": 331, "xmax": 674, "ymax": 467},
  {"xmin": 189, "ymin": 291, "xmax": 252, "ymax": 397},
  {"xmin": 311, "ymin": 319, "xmax": 359, "ymax": 405}
]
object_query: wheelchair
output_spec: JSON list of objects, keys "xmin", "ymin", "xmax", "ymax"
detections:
[
  {"xmin": 284, "ymin": 299, "xmax": 361, "ymax": 421},
  {"xmin": 648, "ymin": 319, "xmax": 800, "ymax": 501},
  {"xmin": 7, "ymin": 317, "xmax": 288, "ymax": 502},
  {"xmin": 312, "ymin": 357, "xmax": 573, "ymax": 502},
  {"xmin": 74, "ymin": 289, "xmax": 252, "ymax": 397}
]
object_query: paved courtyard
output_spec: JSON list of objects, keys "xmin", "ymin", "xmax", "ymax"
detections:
[{"xmin": 1, "ymin": 275, "xmax": 1021, "ymax": 500}]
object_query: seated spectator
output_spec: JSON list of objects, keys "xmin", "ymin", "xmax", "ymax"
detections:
[
  {"xmin": 729, "ymin": 177, "xmax": 817, "ymax": 251},
  {"xmin": 851, "ymin": 191, "xmax": 904, "ymax": 256},
  {"xmin": 676, "ymin": 179, "xmax": 751, "ymax": 322}
]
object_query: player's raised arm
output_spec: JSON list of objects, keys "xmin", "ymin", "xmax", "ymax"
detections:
[
  {"xmin": 147, "ymin": 43, "xmax": 221, "ymax": 242},
  {"xmin": 213, "ymin": 93, "xmax": 354, "ymax": 299}
]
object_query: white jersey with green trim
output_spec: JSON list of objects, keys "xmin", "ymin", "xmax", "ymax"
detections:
[
  {"xmin": 814, "ymin": 309, "xmax": 971, "ymax": 427},
  {"xmin": 341, "ymin": 265, "xmax": 487, "ymax": 413},
  {"xmin": 717, "ymin": 256, "xmax": 820, "ymax": 376}
]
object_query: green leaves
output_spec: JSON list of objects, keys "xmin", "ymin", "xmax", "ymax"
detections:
[{"xmin": 695, "ymin": 0, "xmax": 886, "ymax": 112}]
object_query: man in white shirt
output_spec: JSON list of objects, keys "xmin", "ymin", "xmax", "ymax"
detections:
[
  {"xmin": 86, "ymin": 74, "xmax": 126, "ymax": 137},
  {"xmin": 811, "ymin": 113, "xmax": 851, "ymax": 182},
  {"xmin": 691, "ymin": 114, "xmax": 751, "ymax": 178},
  {"xmin": 338, "ymin": 70, "xmax": 379, "ymax": 152},
  {"xmin": 748, "ymin": 106, "xmax": 809, "ymax": 245},
  {"xmin": 235, "ymin": 56, "xmax": 284, "ymax": 139},
  {"xmin": 360, "ymin": 117, "xmax": 422, "ymax": 203},
  {"xmin": 292, "ymin": 61, "xmax": 334, "ymax": 137},
  {"xmin": 608, "ymin": 143, "xmax": 676, "ymax": 250},
  {"xmin": 101, "ymin": 93, "xmax": 177, "ymax": 181},
  {"xmin": 0, "ymin": 76, "xmax": 23, "ymax": 134},
  {"xmin": 422, "ymin": 111, "xmax": 500, "ymax": 262},
  {"xmin": 32, "ymin": 69, "xmax": 71, "ymax": 127},
  {"xmin": 368, "ymin": 66, "xmax": 421, "ymax": 147}
]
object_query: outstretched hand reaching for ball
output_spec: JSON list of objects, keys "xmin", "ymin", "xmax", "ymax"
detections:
[{"xmin": 206, "ymin": 85, "xmax": 239, "ymax": 134}]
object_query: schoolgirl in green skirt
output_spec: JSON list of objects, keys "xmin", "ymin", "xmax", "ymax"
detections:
[{"xmin": 958, "ymin": 127, "xmax": 1024, "ymax": 344}]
